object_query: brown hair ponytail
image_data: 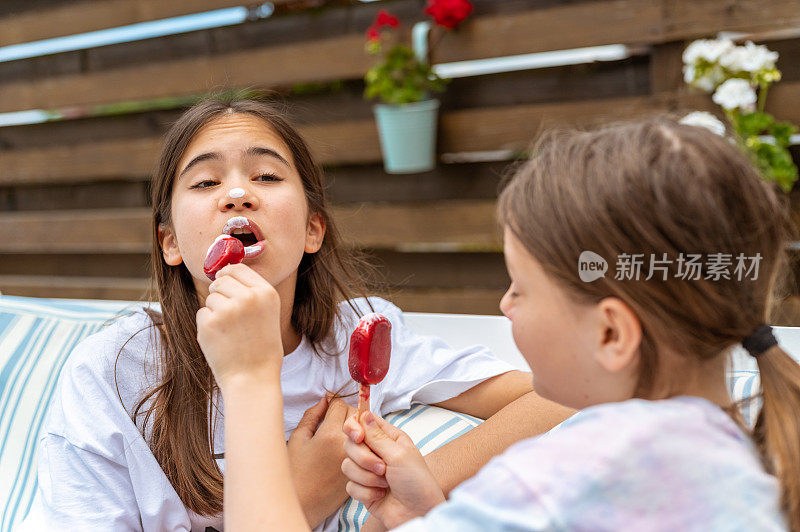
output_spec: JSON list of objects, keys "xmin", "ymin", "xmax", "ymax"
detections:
[{"xmin": 753, "ymin": 345, "xmax": 800, "ymax": 529}]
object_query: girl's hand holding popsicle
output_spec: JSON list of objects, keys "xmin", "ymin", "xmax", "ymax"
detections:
[
  {"xmin": 342, "ymin": 411, "xmax": 445, "ymax": 529},
  {"xmin": 196, "ymin": 262, "xmax": 284, "ymax": 390}
]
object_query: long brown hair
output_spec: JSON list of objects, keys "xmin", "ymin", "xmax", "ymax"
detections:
[
  {"xmin": 130, "ymin": 97, "xmax": 373, "ymax": 516},
  {"xmin": 498, "ymin": 117, "xmax": 800, "ymax": 528}
]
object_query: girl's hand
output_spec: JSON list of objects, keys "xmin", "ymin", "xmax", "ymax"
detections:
[
  {"xmin": 288, "ymin": 395, "xmax": 359, "ymax": 528},
  {"xmin": 196, "ymin": 263, "xmax": 284, "ymax": 390},
  {"xmin": 342, "ymin": 412, "xmax": 445, "ymax": 529}
]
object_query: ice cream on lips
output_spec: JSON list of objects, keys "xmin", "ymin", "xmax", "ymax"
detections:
[{"xmin": 202, "ymin": 216, "xmax": 265, "ymax": 280}]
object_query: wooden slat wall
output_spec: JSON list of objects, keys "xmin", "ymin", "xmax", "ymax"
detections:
[{"xmin": 0, "ymin": 0, "xmax": 798, "ymax": 321}]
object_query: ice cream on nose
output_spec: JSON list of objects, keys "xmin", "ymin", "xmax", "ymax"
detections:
[{"xmin": 228, "ymin": 188, "xmax": 246, "ymax": 198}]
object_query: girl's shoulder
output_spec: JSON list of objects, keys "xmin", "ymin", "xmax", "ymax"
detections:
[
  {"xmin": 529, "ymin": 396, "xmax": 749, "ymax": 450},
  {"xmin": 58, "ymin": 307, "xmax": 162, "ymax": 399},
  {"xmin": 504, "ymin": 396, "xmax": 765, "ymax": 481}
]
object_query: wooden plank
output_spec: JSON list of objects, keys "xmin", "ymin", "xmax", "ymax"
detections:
[
  {"xmin": 661, "ymin": 0, "xmax": 800, "ymax": 42},
  {"xmin": 650, "ymin": 41, "xmax": 687, "ymax": 94},
  {"xmin": 389, "ymin": 288, "xmax": 504, "ymax": 315},
  {"xmin": 0, "ymin": 94, "xmax": 668, "ymax": 185},
  {"xmin": 0, "ymin": 200, "xmax": 501, "ymax": 253},
  {"xmin": 0, "ymin": 208, "xmax": 153, "ymax": 253},
  {"xmin": 0, "ymin": 33, "xmax": 373, "ymax": 114},
  {"xmin": 0, "ymin": 34, "xmax": 371, "ymax": 114},
  {"xmin": 7, "ymin": 182, "xmax": 149, "ymax": 211},
  {"xmin": 0, "ymin": 0, "xmax": 256, "ymax": 47},
  {"xmin": 434, "ymin": 0, "xmax": 663, "ymax": 63},
  {"xmin": 336, "ymin": 200, "xmax": 501, "ymax": 249},
  {"xmin": 432, "ymin": 0, "xmax": 800, "ymax": 62},
  {"xmin": 0, "ymin": 275, "xmax": 150, "ymax": 300},
  {"xmin": 0, "ymin": 254, "xmax": 150, "ymax": 278},
  {"xmin": 370, "ymin": 250, "xmax": 507, "ymax": 289},
  {"xmin": 4, "ymin": 0, "xmax": 800, "ymax": 114}
]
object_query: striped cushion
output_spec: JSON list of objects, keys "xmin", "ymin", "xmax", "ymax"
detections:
[
  {"xmin": 0, "ymin": 295, "xmax": 128, "ymax": 531},
  {"xmin": 729, "ymin": 370, "xmax": 762, "ymax": 428},
  {"xmin": 337, "ymin": 405, "xmax": 483, "ymax": 531}
]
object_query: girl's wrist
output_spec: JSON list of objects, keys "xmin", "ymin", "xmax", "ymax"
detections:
[{"xmin": 217, "ymin": 365, "xmax": 282, "ymax": 395}]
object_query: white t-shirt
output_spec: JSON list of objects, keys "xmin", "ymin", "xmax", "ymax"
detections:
[{"xmin": 22, "ymin": 297, "xmax": 514, "ymax": 531}]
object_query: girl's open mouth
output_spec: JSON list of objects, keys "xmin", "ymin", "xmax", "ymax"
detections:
[{"xmin": 222, "ymin": 216, "xmax": 265, "ymax": 259}]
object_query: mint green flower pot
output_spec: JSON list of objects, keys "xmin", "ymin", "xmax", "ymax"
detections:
[{"xmin": 373, "ymin": 99, "xmax": 440, "ymax": 174}]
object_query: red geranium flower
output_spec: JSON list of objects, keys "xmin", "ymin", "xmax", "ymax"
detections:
[
  {"xmin": 366, "ymin": 26, "xmax": 380, "ymax": 41},
  {"xmin": 375, "ymin": 9, "xmax": 400, "ymax": 29},
  {"xmin": 424, "ymin": 0, "xmax": 473, "ymax": 29}
]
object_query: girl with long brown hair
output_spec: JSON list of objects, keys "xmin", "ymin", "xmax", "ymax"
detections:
[
  {"xmin": 25, "ymin": 97, "xmax": 570, "ymax": 531},
  {"xmin": 203, "ymin": 117, "xmax": 799, "ymax": 530}
]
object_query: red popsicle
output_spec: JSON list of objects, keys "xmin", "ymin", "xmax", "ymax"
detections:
[
  {"xmin": 349, "ymin": 313, "xmax": 392, "ymax": 413},
  {"xmin": 204, "ymin": 235, "xmax": 245, "ymax": 281}
]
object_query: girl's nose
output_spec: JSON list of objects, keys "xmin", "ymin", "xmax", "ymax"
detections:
[
  {"xmin": 499, "ymin": 288, "xmax": 513, "ymax": 319},
  {"xmin": 219, "ymin": 186, "xmax": 259, "ymax": 211}
]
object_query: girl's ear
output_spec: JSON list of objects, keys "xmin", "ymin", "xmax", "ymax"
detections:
[
  {"xmin": 594, "ymin": 297, "xmax": 642, "ymax": 374},
  {"xmin": 305, "ymin": 212, "xmax": 326, "ymax": 254},
  {"xmin": 158, "ymin": 224, "xmax": 183, "ymax": 266}
]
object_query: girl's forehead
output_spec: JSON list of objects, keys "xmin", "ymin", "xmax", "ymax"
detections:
[
  {"xmin": 190, "ymin": 113, "xmax": 283, "ymax": 149},
  {"xmin": 177, "ymin": 113, "xmax": 294, "ymax": 171}
]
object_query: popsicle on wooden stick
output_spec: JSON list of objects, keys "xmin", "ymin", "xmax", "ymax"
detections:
[
  {"xmin": 204, "ymin": 235, "xmax": 245, "ymax": 281},
  {"xmin": 348, "ymin": 313, "xmax": 392, "ymax": 413}
]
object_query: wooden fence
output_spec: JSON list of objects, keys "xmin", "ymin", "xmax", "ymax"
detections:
[{"xmin": 0, "ymin": 0, "xmax": 798, "ymax": 320}]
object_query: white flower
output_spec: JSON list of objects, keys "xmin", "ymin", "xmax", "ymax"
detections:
[
  {"xmin": 683, "ymin": 64, "xmax": 695, "ymax": 84},
  {"xmin": 679, "ymin": 111, "xmax": 727, "ymax": 136},
  {"xmin": 684, "ymin": 64, "xmax": 725, "ymax": 93},
  {"xmin": 694, "ymin": 72, "xmax": 718, "ymax": 93},
  {"xmin": 682, "ymin": 38, "xmax": 735, "ymax": 65},
  {"xmin": 712, "ymin": 78, "xmax": 757, "ymax": 111},
  {"xmin": 719, "ymin": 41, "xmax": 779, "ymax": 73}
]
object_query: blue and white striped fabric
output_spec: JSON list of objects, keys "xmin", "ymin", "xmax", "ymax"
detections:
[
  {"xmin": 337, "ymin": 405, "xmax": 483, "ymax": 532},
  {"xmin": 0, "ymin": 295, "xmax": 136, "ymax": 532},
  {"xmin": 729, "ymin": 370, "xmax": 762, "ymax": 428}
]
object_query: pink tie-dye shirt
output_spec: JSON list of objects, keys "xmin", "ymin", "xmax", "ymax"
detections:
[{"xmin": 396, "ymin": 396, "xmax": 785, "ymax": 531}]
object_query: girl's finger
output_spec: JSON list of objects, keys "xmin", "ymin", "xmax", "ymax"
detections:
[
  {"xmin": 291, "ymin": 396, "xmax": 328, "ymax": 441},
  {"xmin": 345, "ymin": 481, "xmax": 386, "ymax": 505},
  {"xmin": 344, "ymin": 437, "xmax": 386, "ymax": 476},
  {"xmin": 208, "ymin": 275, "xmax": 250, "ymax": 299},
  {"xmin": 343, "ymin": 414, "xmax": 364, "ymax": 444},
  {"xmin": 341, "ymin": 458, "xmax": 389, "ymax": 488},
  {"xmin": 215, "ymin": 262, "xmax": 265, "ymax": 288},
  {"xmin": 202, "ymin": 292, "xmax": 230, "ymax": 311},
  {"xmin": 320, "ymin": 398, "xmax": 349, "ymax": 426}
]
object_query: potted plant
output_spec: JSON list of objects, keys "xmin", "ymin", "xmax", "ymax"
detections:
[
  {"xmin": 681, "ymin": 38, "xmax": 798, "ymax": 193},
  {"xmin": 364, "ymin": 0, "xmax": 474, "ymax": 174}
]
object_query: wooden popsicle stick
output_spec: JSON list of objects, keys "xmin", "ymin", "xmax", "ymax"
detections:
[{"xmin": 357, "ymin": 383, "xmax": 370, "ymax": 413}]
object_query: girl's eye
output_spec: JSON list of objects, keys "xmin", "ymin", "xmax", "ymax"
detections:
[
  {"xmin": 191, "ymin": 180, "xmax": 218, "ymax": 189},
  {"xmin": 255, "ymin": 173, "xmax": 281, "ymax": 182}
]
